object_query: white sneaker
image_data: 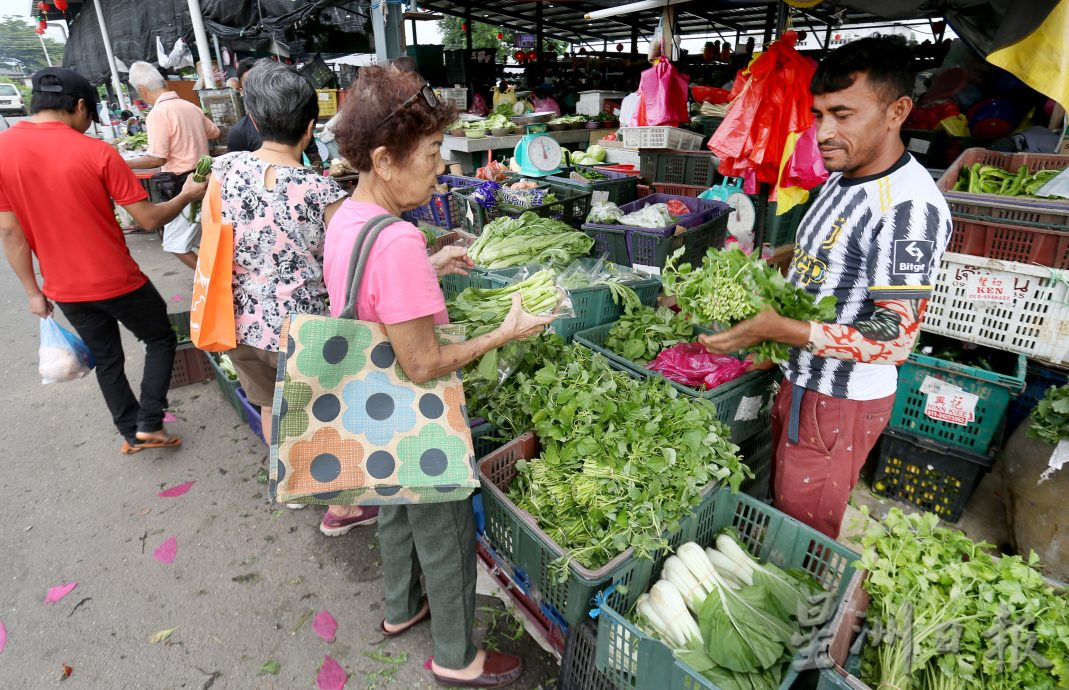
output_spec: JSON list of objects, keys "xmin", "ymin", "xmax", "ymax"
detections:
[{"xmin": 285, "ymin": 503, "xmax": 307, "ymax": 510}]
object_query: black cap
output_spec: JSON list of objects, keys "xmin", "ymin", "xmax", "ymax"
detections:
[{"xmin": 31, "ymin": 67, "xmax": 101, "ymax": 123}]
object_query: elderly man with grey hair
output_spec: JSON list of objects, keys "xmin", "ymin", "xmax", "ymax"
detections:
[{"xmin": 125, "ymin": 61, "xmax": 220, "ymax": 269}]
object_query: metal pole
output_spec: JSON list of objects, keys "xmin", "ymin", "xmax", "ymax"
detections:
[
  {"xmin": 91, "ymin": 0, "xmax": 128, "ymax": 110},
  {"xmin": 212, "ymin": 33, "xmax": 225, "ymax": 80},
  {"xmin": 372, "ymin": 0, "xmax": 404, "ymax": 62},
  {"xmin": 464, "ymin": 4, "xmax": 473, "ymax": 51},
  {"xmin": 186, "ymin": 0, "xmax": 216, "ymax": 89},
  {"xmin": 38, "ymin": 33, "xmax": 52, "ymax": 67}
]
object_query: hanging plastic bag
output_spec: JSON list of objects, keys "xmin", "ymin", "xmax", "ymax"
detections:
[
  {"xmin": 39, "ymin": 317, "xmax": 95, "ymax": 384},
  {"xmin": 647, "ymin": 342, "xmax": 747, "ymax": 390},
  {"xmin": 782, "ymin": 124, "xmax": 828, "ymax": 191},
  {"xmin": 638, "ymin": 56, "xmax": 690, "ymax": 127},
  {"xmin": 468, "ymin": 93, "xmax": 489, "ymax": 116}
]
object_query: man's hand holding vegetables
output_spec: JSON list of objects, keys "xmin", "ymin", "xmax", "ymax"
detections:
[{"xmin": 700, "ymin": 37, "xmax": 952, "ymax": 539}]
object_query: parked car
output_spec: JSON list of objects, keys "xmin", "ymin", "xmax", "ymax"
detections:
[{"xmin": 0, "ymin": 83, "xmax": 26, "ymax": 116}]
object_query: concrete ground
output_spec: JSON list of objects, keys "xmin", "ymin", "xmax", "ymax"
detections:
[{"xmin": 0, "ymin": 231, "xmax": 558, "ymax": 689}]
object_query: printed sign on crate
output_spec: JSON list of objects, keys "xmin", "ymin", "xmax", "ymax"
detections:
[
  {"xmin": 964, "ymin": 271, "xmax": 1015, "ymax": 303},
  {"xmin": 920, "ymin": 375, "xmax": 978, "ymax": 426}
]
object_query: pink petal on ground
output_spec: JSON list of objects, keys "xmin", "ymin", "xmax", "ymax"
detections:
[
  {"xmin": 423, "ymin": 656, "xmax": 434, "ymax": 670},
  {"xmin": 312, "ymin": 611, "xmax": 337, "ymax": 643},
  {"xmin": 162, "ymin": 412, "xmax": 178, "ymax": 423},
  {"xmin": 153, "ymin": 537, "xmax": 178, "ymax": 564},
  {"xmin": 44, "ymin": 582, "xmax": 77, "ymax": 604},
  {"xmin": 315, "ymin": 655, "xmax": 348, "ymax": 690},
  {"xmin": 171, "ymin": 294, "xmax": 184, "ymax": 302},
  {"xmin": 158, "ymin": 481, "xmax": 195, "ymax": 498},
  {"xmin": 0, "ymin": 621, "xmax": 7, "ymax": 653}
]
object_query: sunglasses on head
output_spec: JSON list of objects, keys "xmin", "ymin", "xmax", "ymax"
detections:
[{"xmin": 378, "ymin": 83, "xmax": 439, "ymax": 126}]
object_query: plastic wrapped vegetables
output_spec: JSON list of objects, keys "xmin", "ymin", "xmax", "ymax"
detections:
[
  {"xmin": 663, "ymin": 247, "xmax": 836, "ymax": 363},
  {"xmin": 467, "ymin": 212, "xmax": 594, "ymax": 268}
]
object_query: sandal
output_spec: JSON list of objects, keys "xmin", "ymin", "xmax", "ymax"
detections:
[
  {"xmin": 380, "ymin": 598, "xmax": 430, "ymax": 638},
  {"xmin": 121, "ymin": 435, "xmax": 182, "ymax": 454}
]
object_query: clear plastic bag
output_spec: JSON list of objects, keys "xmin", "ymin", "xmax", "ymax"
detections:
[
  {"xmin": 648, "ymin": 343, "xmax": 747, "ymax": 390},
  {"xmin": 587, "ymin": 201, "xmax": 624, "ymax": 224},
  {"xmin": 39, "ymin": 317, "xmax": 95, "ymax": 384}
]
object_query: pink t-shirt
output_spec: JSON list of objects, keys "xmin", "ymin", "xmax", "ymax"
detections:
[{"xmin": 324, "ymin": 200, "xmax": 447, "ymax": 324}]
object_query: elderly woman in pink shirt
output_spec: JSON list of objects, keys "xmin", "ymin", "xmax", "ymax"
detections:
[{"xmin": 322, "ymin": 65, "xmax": 551, "ymax": 688}]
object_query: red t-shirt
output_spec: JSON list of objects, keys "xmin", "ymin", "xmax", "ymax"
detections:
[{"xmin": 0, "ymin": 121, "xmax": 149, "ymax": 302}]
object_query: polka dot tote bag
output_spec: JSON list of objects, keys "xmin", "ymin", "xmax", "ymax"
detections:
[{"xmin": 269, "ymin": 215, "xmax": 479, "ymax": 506}]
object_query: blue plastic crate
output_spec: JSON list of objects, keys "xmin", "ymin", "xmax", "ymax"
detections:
[{"xmin": 236, "ymin": 386, "xmax": 265, "ymax": 443}]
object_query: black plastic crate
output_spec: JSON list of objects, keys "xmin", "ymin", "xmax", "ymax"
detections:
[
  {"xmin": 871, "ymin": 428, "xmax": 996, "ymax": 523},
  {"xmin": 559, "ymin": 621, "xmax": 620, "ymax": 690},
  {"xmin": 638, "ymin": 150, "xmax": 718, "ymax": 186},
  {"xmin": 737, "ymin": 421, "xmax": 773, "ymax": 501}
]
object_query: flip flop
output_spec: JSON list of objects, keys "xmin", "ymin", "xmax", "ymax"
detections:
[
  {"xmin": 121, "ymin": 436, "xmax": 182, "ymax": 455},
  {"xmin": 380, "ymin": 598, "xmax": 430, "ymax": 639}
]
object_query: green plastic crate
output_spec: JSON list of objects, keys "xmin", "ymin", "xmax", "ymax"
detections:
[
  {"xmin": 700, "ymin": 116, "xmax": 723, "ymax": 137},
  {"xmin": 572, "ymin": 322, "xmax": 776, "ymax": 443},
  {"xmin": 208, "ymin": 353, "xmax": 247, "ymax": 422},
  {"xmin": 452, "ymin": 184, "xmax": 593, "ymax": 235},
  {"xmin": 441, "ymin": 266, "xmax": 503, "ymax": 301},
  {"xmin": 470, "ymin": 422, "xmax": 506, "ymax": 460},
  {"xmin": 583, "ymin": 213, "xmax": 729, "ymax": 271},
  {"xmin": 546, "ymin": 167, "xmax": 640, "ymax": 205},
  {"xmin": 764, "ymin": 193, "xmax": 816, "ymax": 248},
  {"xmin": 736, "ymin": 422, "xmax": 773, "ymax": 501},
  {"xmin": 479, "ymin": 432, "xmax": 721, "ymax": 633},
  {"xmin": 639, "ymin": 150, "xmax": 718, "ymax": 187},
  {"xmin": 594, "ymin": 490, "xmax": 860, "ymax": 690},
  {"xmin": 168, "ymin": 311, "xmax": 192, "ymax": 341},
  {"xmin": 485, "ymin": 265, "xmax": 661, "ymax": 343},
  {"xmin": 890, "ymin": 338, "xmax": 1026, "ymax": 454}
]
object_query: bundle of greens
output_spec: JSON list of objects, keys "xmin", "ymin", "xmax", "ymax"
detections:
[
  {"xmin": 467, "ymin": 212, "xmax": 594, "ymax": 269},
  {"xmin": 464, "ymin": 333, "xmax": 565, "ymax": 437},
  {"xmin": 509, "ymin": 345, "xmax": 750, "ymax": 574},
  {"xmin": 187, "ymin": 155, "xmax": 214, "ymax": 222},
  {"xmin": 448, "ymin": 270, "xmax": 565, "ymax": 381},
  {"xmin": 630, "ymin": 535, "xmax": 821, "ymax": 690},
  {"xmin": 663, "ymin": 247, "xmax": 836, "ymax": 363},
  {"xmin": 953, "ymin": 163, "xmax": 1063, "ymax": 198},
  {"xmin": 1030, "ymin": 384, "xmax": 1069, "ymax": 445},
  {"xmin": 606, "ymin": 305, "xmax": 693, "ymax": 363},
  {"xmin": 856, "ymin": 508, "xmax": 1069, "ymax": 690}
]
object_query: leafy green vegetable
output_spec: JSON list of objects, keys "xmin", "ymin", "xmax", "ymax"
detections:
[
  {"xmin": 663, "ymin": 247, "xmax": 836, "ymax": 363},
  {"xmin": 187, "ymin": 154, "xmax": 214, "ymax": 221},
  {"xmin": 856, "ymin": 508, "xmax": 1069, "ymax": 690},
  {"xmin": 465, "ymin": 333, "xmax": 565, "ymax": 437},
  {"xmin": 1029, "ymin": 384, "xmax": 1069, "ymax": 445},
  {"xmin": 606, "ymin": 305, "xmax": 693, "ymax": 363},
  {"xmin": 507, "ymin": 345, "xmax": 751, "ymax": 574},
  {"xmin": 954, "ymin": 164, "xmax": 1064, "ymax": 198},
  {"xmin": 467, "ymin": 211, "xmax": 594, "ymax": 269}
]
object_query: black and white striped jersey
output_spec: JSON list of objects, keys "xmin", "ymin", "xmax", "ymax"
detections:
[{"xmin": 780, "ymin": 152, "xmax": 953, "ymax": 400}]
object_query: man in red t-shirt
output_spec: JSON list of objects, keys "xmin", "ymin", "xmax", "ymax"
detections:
[{"xmin": 0, "ymin": 68, "xmax": 207, "ymax": 454}]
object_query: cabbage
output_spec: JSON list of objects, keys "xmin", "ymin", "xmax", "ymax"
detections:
[{"xmin": 587, "ymin": 145, "xmax": 606, "ymax": 163}]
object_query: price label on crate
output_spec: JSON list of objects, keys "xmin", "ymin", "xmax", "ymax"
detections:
[
  {"xmin": 964, "ymin": 271, "xmax": 1015, "ymax": 303},
  {"xmin": 924, "ymin": 385, "xmax": 979, "ymax": 426}
]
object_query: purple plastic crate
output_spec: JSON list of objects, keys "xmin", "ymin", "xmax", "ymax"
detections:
[
  {"xmin": 582, "ymin": 193, "xmax": 724, "ymax": 237},
  {"xmin": 400, "ymin": 174, "xmax": 485, "ymax": 229},
  {"xmin": 236, "ymin": 386, "xmax": 265, "ymax": 444}
]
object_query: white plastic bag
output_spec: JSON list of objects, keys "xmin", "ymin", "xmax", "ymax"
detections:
[{"xmin": 39, "ymin": 317, "xmax": 94, "ymax": 384}]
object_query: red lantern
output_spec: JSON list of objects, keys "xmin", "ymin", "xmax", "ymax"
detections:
[
  {"xmin": 35, "ymin": 25, "xmax": 45, "ymax": 34},
  {"xmin": 461, "ymin": 22, "xmax": 468, "ymax": 32},
  {"xmin": 579, "ymin": 47, "xmax": 587, "ymax": 54},
  {"xmin": 514, "ymin": 50, "xmax": 525, "ymax": 62},
  {"xmin": 37, "ymin": 2, "xmax": 49, "ymax": 13},
  {"xmin": 497, "ymin": 32, "xmax": 504, "ymax": 40},
  {"xmin": 54, "ymin": 0, "xmax": 68, "ymax": 9},
  {"xmin": 796, "ymin": 31, "xmax": 807, "ymax": 42},
  {"xmin": 616, "ymin": 43, "xmax": 624, "ymax": 52},
  {"xmin": 38, "ymin": 19, "xmax": 47, "ymax": 30},
  {"xmin": 526, "ymin": 50, "xmax": 537, "ymax": 62}
]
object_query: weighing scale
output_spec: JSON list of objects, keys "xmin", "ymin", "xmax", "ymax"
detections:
[
  {"xmin": 513, "ymin": 122, "xmax": 563, "ymax": 177},
  {"xmin": 700, "ymin": 177, "xmax": 757, "ymax": 249}
]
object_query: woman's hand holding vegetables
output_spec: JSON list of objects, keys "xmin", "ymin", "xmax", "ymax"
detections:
[
  {"xmin": 429, "ymin": 245, "xmax": 474, "ymax": 278},
  {"xmin": 499, "ymin": 292, "xmax": 554, "ymax": 341},
  {"xmin": 698, "ymin": 309, "xmax": 810, "ymax": 355}
]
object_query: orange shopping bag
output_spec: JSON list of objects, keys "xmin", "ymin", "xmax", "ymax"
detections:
[{"xmin": 190, "ymin": 177, "xmax": 236, "ymax": 352}]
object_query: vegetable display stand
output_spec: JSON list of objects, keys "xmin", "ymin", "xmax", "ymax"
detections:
[
  {"xmin": 486, "ymin": 266, "xmax": 661, "ymax": 343},
  {"xmin": 236, "ymin": 386, "xmax": 265, "ymax": 443},
  {"xmin": 584, "ymin": 213, "xmax": 731, "ymax": 273},
  {"xmin": 871, "ymin": 427, "xmax": 996, "ymax": 522},
  {"xmin": 620, "ymin": 126, "xmax": 704, "ymax": 151},
  {"xmin": 451, "ymin": 185, "xmax": 593, "ymax": 234},
  {"xmin": 572, "ymin": 323, "xmax": 776, "ymax": 443},
  {"xmin": 936, "ymin": 149, "xmax": 1069, "ymax": 228},
  {"xmin": 638, "ymin": 150, "xmax": 718, "ymax": 187},
  {"xmin": 479, "ymin": 432, "xmax": 721, "ymax": 633},
  {"xmin": 1006, "ymin": 363, "xmax": 1069, "ymax": 433},
  {"xmin": 921, "ymin": 252, "xmax": 1069, "ymax": 365},
  {"xmin": 207, "ymin": 354, "xmax": 248, "ymax": 422},
  {"xmin": 169, "ymin": 343, "xmax": 215, "ymax": 388},
  {"xmin": 736, "ymin": 423, "xmax": 773, "ymax": 501},
  {"xmin": 546, "ymin": 167, "xmax": 640, "ymax": 205},
  {"xmin": 594, "ymin": 490, "xmax": 860, "ymax": 690},
  {"xmin": 401, "ymin": 173, "xmax": 484, "ymax": 229},
  {"xmin": 890, "ymin": 337, "xmax": 1026, "ymax": 454},
  {"xmin": 947, "ymin": 214, "xmax": 1069, "ymax": 269},
  {"xmin": 559, "ymin": 622, "xmax": 621, "ymax": 690}
]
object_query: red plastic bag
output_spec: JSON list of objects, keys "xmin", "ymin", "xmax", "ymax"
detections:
[
  {"xmin": 638, "ymin": 57, "xmax": 690, "ymax": 127},
  {"xmin": 468, "ymin": 93, "xmax": 489, "ymax": 116},
  {"xmin": 665, "ymin": 199, "xmax": 691, "ymax": 216},
  {"xmin": 648, "ymin": 343, "xmax": 748, "ymax": 390}
]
